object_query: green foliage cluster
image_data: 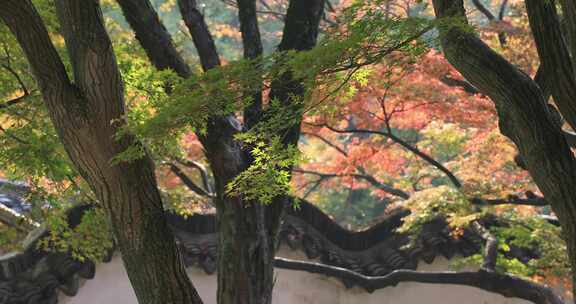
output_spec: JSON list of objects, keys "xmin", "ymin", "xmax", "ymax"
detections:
[
  {"xmin": 227, "ymin": 136, "xmax": 300, "ymax": 204},
  {"xmin": 39, "ymin": 207, "xmax": 113, "ymax": 262},
  {"xmin": 0, "ymin": 224, "xmax": 22, "ymax": 253},
  {"xmin": 452, "ymin": 215, "xmax": 569, "ymax": 279},
  {"xmin": 398, "ymin": 186, "xmax": 482, "ymax": 243},
  {"xmin": 397, "ymin": 186, "xmax": 569, "ymax": 280}
]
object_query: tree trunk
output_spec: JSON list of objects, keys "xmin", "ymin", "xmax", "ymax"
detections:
[
  {"xmin": 0, "ymin": 1, "xmax": 203, "ymax": 303},
  {"xmin": 432, "ymin": 0, "xmax": 576, "ymax": 300},
  {"xmin": 115, "ymin": 0, "xmax": 324, "ymax": 302}
]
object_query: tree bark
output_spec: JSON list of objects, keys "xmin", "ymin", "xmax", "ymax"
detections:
[
  {"xmin": 115, "ymin": 1, "xmax": 325, "ymax": 302},
  {"xmin": 0, "ymin": 1, "xmax": 203, "ymax": 303},
  {"xmin": 524, "ymin": 0, "xmax": 576, "ymax": 130},
  {"xmin": 432, "ymin": 0, "xmax": 576, "ymax": 300}
]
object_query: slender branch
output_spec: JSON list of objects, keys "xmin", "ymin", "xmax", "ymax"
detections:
[
  {"xmin": 221, "ymin": 0, "xmax": 286, "ymax": 20},
  {"xmin": 0, "ymin": 125, "xmax": 30, "ymax": 144},
  {"xmin": 471, "ymin": 193, "xmax": 548, "ymax": 207},
  {"xmin": 317, "ymin": 124, "xmax": 462, "ymax": 188},
  {"xmin": 322, "ymin": 25, "xmax": 433, "ymax": 75},
  {"xmin": 178, "ymin": 0, "xmax": 221, "ymax": 71},
  {"xmin": 439, "ymin": 75, "xmax": 479, "ymax": 94},
  {"xmin": 1, "ymin": 63, "xmax": 29, "ymax": 95},
  {"xmin": 471, "ymin": 221, "xmax": 498, "ymax": 271},
  {"xmin": 166, "ymin": 162, "xmax": 214, "ymax": 198},
  {"xmin": 0, "ymin": 203, "xmax": 39, "ymax": 233},
  {"xmin": 0, "ymin": 93, "xmax": 30, "ymax": 110},
  {"xmin": 175, "ymin": 158, "xmax": 214, "ymax": 195},
  {"xmin": 294, "ymin": 168, "xmax": 410, "ymax": 199},
  {"xmin": 472, "ymin": 0, "xmax": 495, "ymax": 20},
  {"xmin": 563, "ymin": 130, "xmax": 576, "ymax": 147},
  {"xmin": 273, "ymin": 258, "xmax": 565, "ymax": 304},
  {"xmin": 498, "ymin": 0, "xmax": 508, "ymax": 20},
  {"xmin": 302, "ymin": 132, "xmax": 348, "ymax": 156},
  {"xmin": 0, "ymin": 0, "xmax": 72, "ymax": 96},
  {"xmin": 471, "ymin": 0, "xmax": 507, "ymax": 46}
]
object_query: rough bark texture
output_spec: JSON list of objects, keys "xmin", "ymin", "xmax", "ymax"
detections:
[
  {"xmin": 237, "ymin": 0, "xmax": 264, "ymax": 129},
  {"xmin": 432, "ymin": 0, "xmax": 576, "ymax": 300},
  {"xmin": 113, "ymin": 1, "xmax": 325, "ymax": 302},
  {"xmin": 178, "ymin": 0, "xmax": 221, "ymax": 71},
  {"xmin": 116, "ymin": 0, "xmax": 191, "ymax": 78},
  {"xmin": 525, "ymin": 0, "xmax": 576, "ymax": 130},
  {"xmin": 0, "ymin": 1, "xmax": 203, "ymax": 303}
]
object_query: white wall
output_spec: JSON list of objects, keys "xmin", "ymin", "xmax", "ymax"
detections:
[{"xmin": 60, "ymin": 250, "xmax": 539, "ymax": 304}]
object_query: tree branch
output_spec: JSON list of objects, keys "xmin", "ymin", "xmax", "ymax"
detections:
[
  {"xmin": 472, "ymin": 0, "xmax": 495, "ymax": 20},
  {"xmin": 471, "ymin": 192, "xmax": 548, "ymax": 207},
  {"xmin": 498, "ymin": 0, "xmax": 509, "ymax": 20},
  {"xmin": 294, "ymin": 168, "xmax": 410, "ymax": 199},
  {"xmin": 116, "ymin": 0, "xmax": 191, "ymax": 78},
  {"xmin": 1, "ymin": 63, "xmax": 29, "ymax": 94},
  {"xmin": 525, "ymin": 0, "xmax": 576, "ymax": 130},
  {"xmin": 0, "ymin": 203, "xmax": 39, "ymax": 233},
  {"xmin": 559, "ymin": 0, "xmax": 576, "ymax": 69},
  {"xmin": 432, "ymin": 1, "xmax": 576, "ymax": 297},
  {"xmin": 178, "ymin": 0, "xmax": 221, "ymax": 71},
  {"xmin": 167, "ymin": 162, "xmax": 215, "ymax": 198},
  {"xmin": 175, "ymin": 158, "xmax": 214, "ymax": 195},
  {"xmin": 237, "ymin": 0, "xmax": 264, "ymax": 129},
  {"xmin": 439, "ymin": 74, "xmax": 479, "ymax": 94},
  {"xmin": 0, "ymin": 0, "xmax": 72, "ymax": 96},
  {"xmin": 0, "ymin": 93, "xmax": 30, "ymax": 110},
  {"xmin": 274, "ymin": 258, "xmax": 564, "ymax": 304},
  {"xmin": 317, "ymin": 124, "xmax": 462, "ymax": 188},
  {"xmin": 471, "ymin": 221, "xmax": 498, "ymax": 271},
  {"xmin": 302, "ymin": 131, "xmax": 348, "ymax": 156},
  {"xmin": 471, "ymin": 0, "xmax": 506, "ymax": 46}
]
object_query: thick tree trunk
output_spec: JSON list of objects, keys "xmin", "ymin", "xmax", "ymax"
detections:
[
  {"xmin": 0, "ymin": 1, "xmax": 203, "ymax": 303},
  {"xmin": 432, "ymin": 0, "xmax": 576, "ymax": 300},
  {"xmin": 116, "ymin": 0, "xmax": 324, "ymax": 302}
]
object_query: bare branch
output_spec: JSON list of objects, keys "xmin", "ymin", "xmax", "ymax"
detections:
[
  {"xmin": 471, "ymin": 222, "xmax": 498, "ymax": 271},
  {"xmin": 316, "ymin": 124, "xmax": 462, "ymax": 188},
  {"xmin": 1, "ymin": 63, "xmax": 29, "ymax": 95},
  {"xmin": 237, "ymin": 0, "xmax": 264, "ymax": 128},
  {"xmin": 498, "ymin": 0, "xmax": 509, "ymax": 20},
  {"xmin": 165, "ymin": 162, "xmax": 214, "ymax": 198},
  {"xmin": 175, "ymin": 158, "xmax": 214, "ymax": 195},
  {"xmin": 294, "ymin": 168, "xmax": 410, "ymax": 199},
  {"xmin": 178, "ymin": 0, "xmax": 221, "ymax": 71},
  {"xmin": 0, "ymin": 203, "xmax": 39, "ymax": 233},
  {"xmin": 472, "ymin": 0, "xmax": 496, "ymax": 20},
  {"xmin": 439, "ymin": 75, "xmax": 479, "ymax": 94},
  {"xmin": 116, "ymin": 0, "xmax": 191, "ymax": 78},
  {"xmin": 471, "ymin": 0, "xmax": 507, "ymax": 46},
  {"xmin": 471, "ymin": 193, "xmax": 548, "ymax": 207},
  {"xmin": 302, "ymin": 132, "xmax": 348, "ymax": 156}
]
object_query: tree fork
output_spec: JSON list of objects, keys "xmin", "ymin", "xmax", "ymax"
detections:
[{"xmin": 0, "ymin": 1, "xmax": 203, "ymax": 303}]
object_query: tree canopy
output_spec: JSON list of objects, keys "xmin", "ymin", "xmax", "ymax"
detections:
[{"xmin": 1, "ymin": 0, "xmax": 575, "ymax": 303}]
